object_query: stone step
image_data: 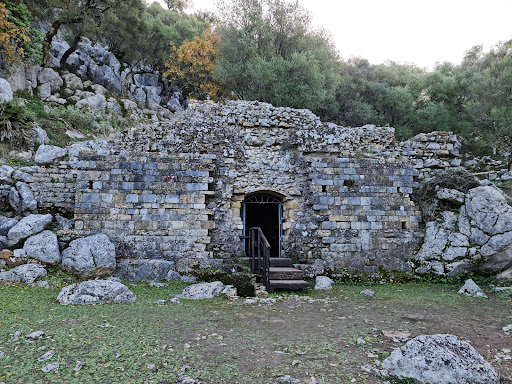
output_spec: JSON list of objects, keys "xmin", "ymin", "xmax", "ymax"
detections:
[
  {"xmin": 269, "ymin": 267, "xmax": 303, "ymax": 280},
  {"xmin": 268, "ymin": 279, "xmax": 309, "ymax": 293},
  {"xmin": 269, "ymin": 258, "xmax": 293, "ymax": 267}
]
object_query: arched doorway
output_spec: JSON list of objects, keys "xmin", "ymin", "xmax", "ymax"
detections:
[{"xmin": 242, "ymin": 192, "xmax": 283, "ymax": 258}]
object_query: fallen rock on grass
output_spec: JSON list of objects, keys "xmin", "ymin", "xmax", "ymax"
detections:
[
  {"xmin": 0, "ymin": 264, "xmax": 47, "ymax": 284},
  {"xmin": 57, "ymin": 279, "xmax": 136, "ymax": 305},
  {"xmin": 179, "ymin": 281, "xmax": 224, "ymax": 299},
  {"xmin": 314, "ymin": 276, "xmax": 334, "ymax": 290},
  {"xmin": 381, "ymin": 334, "xmax": 499, "ymax": 384},
  {"xmin": 360, "ymin": 289, "xmax": 375, "ymax": 297},
  {"xmin": 458, "ymin": 279, "xmax": 488, "ymax": 298},
  {"xmin": 41, "ymin": 362, "xmax": 59, "ymax": 373},
  {"xmin": 27, "ymin": 331, "xmax": 45, "ymax": 340}
]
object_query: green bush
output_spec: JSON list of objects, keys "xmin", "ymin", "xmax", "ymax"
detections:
[
  {"xmin": 0, "ymin": 101, "xmax": 33, "ymax": 148},
  {"xmin": 412, "ymin": 168, "xmax": 480, "ymax": 221}
]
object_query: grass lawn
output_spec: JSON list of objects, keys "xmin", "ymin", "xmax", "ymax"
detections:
[{"xmin": 0, "ymin": 276, "xmax": 511, "ymax": 384}]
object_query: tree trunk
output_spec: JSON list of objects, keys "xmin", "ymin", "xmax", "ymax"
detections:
[
  {"xmin": 121, "ymin": 68, "xmax": 150, "ymax": 98},
  {"xmin": 42, "ymin": 20, "xmax": 63, "ymax": 66},
  {"xmin": 60, "ymin": 33, "xmax": 82, "ymax": 68}
]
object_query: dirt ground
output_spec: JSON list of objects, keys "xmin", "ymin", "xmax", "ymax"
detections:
[{"xmin": 0, "ymin": 281, "xmax": 511, "ymax": 383}]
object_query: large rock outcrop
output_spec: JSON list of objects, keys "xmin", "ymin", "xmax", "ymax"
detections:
[
  {"xmin": 57, "ymin": 280, "xmax": 136, "ymax": 305},
  {"xmin": 61, "ymin": 234, "xmax": 116, "ymax": 278},
  {"xmin": 0, "ymin": 78, "xmax": 13, "ymax": 104},
  {"xmin": 415, "ymin": 185, "xmax": 512, "ymax": 279},
  {"xmin": 381, "ymin": 334, "xmax": 499, "ymax": 384},
  {"xmin": 179, "ymin": 282, "xmax": 224, "ymax": 299}
]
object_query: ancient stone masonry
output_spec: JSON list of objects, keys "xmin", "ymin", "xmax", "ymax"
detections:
[
  {"xmin": 29, "ymin": 161, "xmax": 77, "ymax": 213},
  {"xmin": 73, "ymin": 151, "xmax": 215, "ymax": 272},
  {"xmin": 20, "ymin": 100, "xmax": 463, "ymax": 277}
]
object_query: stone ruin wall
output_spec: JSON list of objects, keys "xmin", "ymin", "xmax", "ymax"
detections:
[{"xmin": 25, "ymin": 101, "xmax": 462, "ymax": 274}]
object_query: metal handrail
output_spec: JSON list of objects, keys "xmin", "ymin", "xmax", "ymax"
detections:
[{"xmin": 246, "ymin": 227, "xmax": 271, "ymax": 291}]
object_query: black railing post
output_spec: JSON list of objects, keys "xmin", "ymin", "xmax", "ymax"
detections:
[{"xmin": 245, "ymin": 227, "xmax": 271, "ymax": 289}]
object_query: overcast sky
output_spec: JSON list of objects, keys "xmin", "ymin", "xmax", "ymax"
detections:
[{"xmin": 156, "ymin": 0, "xmax": 512, "ymax": 70}]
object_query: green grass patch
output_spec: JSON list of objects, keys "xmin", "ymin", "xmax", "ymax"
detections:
[{"xmin": 0, "ymin": 279, "xmax": 510, "ymax": 383}]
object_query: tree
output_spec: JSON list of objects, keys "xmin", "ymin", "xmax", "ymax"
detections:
[
  {"xmin": 164, "ymin": 0, "xmax": 192, "ymax": 13},
  {"xmin": 26, "ymin": 0, "xmax": 142, "ymax": 66},
  {"xmin": 0, "ymin": 2, "xmax": 30, "ymax": 64},
  {"xmin": 214, "ymin": 0, "xmax": 341, "ymax": 112},
  {"xmin": 102, "ymin": 1, "xmax": 208, "ymax": 96},
  {"xmin": 164, "ymin": 26, "xmax": 225, "ymax": 100}
]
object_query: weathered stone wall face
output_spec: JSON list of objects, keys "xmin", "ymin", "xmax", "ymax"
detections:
[
  {"xmin": 72, "ymin": 151, "xmax": 215, "ymax": 270},
  {"xmin": 22, "ymin": 101, "xmax": 462, "ymax": 275},
  {"xmin": 29, "ymin": 162, "xmax": 77, "ymax": 213}
]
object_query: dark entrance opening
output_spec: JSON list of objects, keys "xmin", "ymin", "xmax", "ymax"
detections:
[{"xmin": 243, "ymin": 194, "xmax": 283, "ymax": 258}]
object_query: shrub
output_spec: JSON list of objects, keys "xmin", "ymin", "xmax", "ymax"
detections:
[
  {"xmin": 0, "ymin": 101, "xmax": 33, "ymax": 148},
  {"xmin": 412, "ymin": 168, "xmax": 480, "ymax": 221}
]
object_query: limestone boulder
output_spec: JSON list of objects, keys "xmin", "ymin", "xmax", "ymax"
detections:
[
  {"xmin": 0, "ymin": 78, "xmax": 13, "ymax": 104},
  {"xmin": 32, "ymin": 123, "xmax": 49, "ymax": 145},
  {"xmin": 381, "ymin": 334, "xmax": 499, "ymax": 384},
  {"xmin": 497, "ymin": 267, "xmax": 512, "ymax": 281},
  {"xmin": 62, "ymin": 73, "xmax": 83, "ymax": 90},
  {"xmin": 23, "ymin": 230, "xmax": 60, "ymax": 264},
  {"xmin": 458, "ymin": 279, "xmax": 487, "ymax": 298},
  {"xmin": 38, "ymin": 83, "xmax": 51, "ymax": 100},
  {"xmin": 7, "ymin": 214, "xmax": 53, "ymax": 245},
  {"xmin": 0, "ymin": 216, "xmax": 17, "ymax": 236},
  {"xmin": 8, "ymin": 187, "xmax": 21, "ymax": 213},
  {"xmin": 121, "ymin": 98, "xmax": 138, "ymax": 111},
  {"xmin": 16, "ymin": 182, "xmax": 37, "ymax": 212},
  {"xmin": 436, "ymin": 188, "xmax": 465, "ymax": 205},
  {"xmin": 61, "ymin": 234, "xmax": 116, "ymax": 278},
  {"xmin": 167, "ymin": 97, "xmax": 182, "ymax": 112},
  {"xmin": 115, "ymin": 259, "xmax": 173, "ymax": 281},
  {"xmin": 37, "ymin": 68, "xmax": 63, "ymax": 92},
  {"xmin": 34, "ymin": 145, "xmax": 68, "ymax": 165},
  {"xmin": 0, "ymin": 264, "xmax": 47, "ymax": 284},
  {"xmin": 87, "ymin": 61, "xmax": 121, "ymax": 94},
  {"xmin": 180, "ymin": 281, "xmax": 224, "ymax": 299},
  {"xmin": 415, "ymin": 222, "xmax": 448, "ymax": 262},
  {"xmin": 57, "ymin": 280, "xmax": 136, "ymax": 305},
  {"xmin": 0, "ymin": 165, "xmax": 14, "ymax": 185},
  {"xmin": 76, "ymin": 94, "xmax": 107, "ymax": 111},
  {"xmin": 465, "ymin": 186, "xmax": 512, "ymax": 236},
  {"xmin": 314, "ymin": 276, "xmax": 334, "ymax": 290}
]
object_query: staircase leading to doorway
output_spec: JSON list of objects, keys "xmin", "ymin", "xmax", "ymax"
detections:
[
  {"xmin": 268, "ymin": 257, "xmax": 308, "ymax": 293},
  {"xmin": 243, "ymin": 227, "xmax": 308, "ymax": 294}
]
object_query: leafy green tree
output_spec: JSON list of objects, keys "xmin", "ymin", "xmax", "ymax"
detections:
[
  {"xmin": 214, "ymin": 0, "xmax": 341, "ymax": 112},
  {"xmin": 102, "ymin": 2, "xmax": 208, "ymax": 95}
]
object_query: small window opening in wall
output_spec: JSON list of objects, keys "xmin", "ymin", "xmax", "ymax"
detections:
[
  {"xmin": 402, "ymin": 221, "xmax": 407, "ymax": 230},
  {"xmin": 322, "ymin": 185, "xmax": 327, "ymax": 193},
  {"xmin": 88, "ymin": 180, "xmax": 93, "ymax": 189}
]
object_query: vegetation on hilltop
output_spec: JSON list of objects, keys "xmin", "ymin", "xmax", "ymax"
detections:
[{"xmin": 1, "ymin": 0, "xmax": 511, "ymax": 162}]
